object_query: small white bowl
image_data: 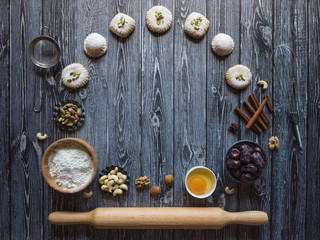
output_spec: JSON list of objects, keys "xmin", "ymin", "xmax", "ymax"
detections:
[{"xmin": 185, "ymin": 166, "xmax": 217, "ymax": 199}]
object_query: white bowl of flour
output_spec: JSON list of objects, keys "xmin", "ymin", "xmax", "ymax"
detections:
[{"xmin": 42, "ymin": 138, "xmax": 98, "ymax": 193}]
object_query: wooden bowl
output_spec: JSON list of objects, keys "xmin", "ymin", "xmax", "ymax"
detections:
[{"xmin": 41, "ymin": 138, "xmax": 98, "ymax": 193}]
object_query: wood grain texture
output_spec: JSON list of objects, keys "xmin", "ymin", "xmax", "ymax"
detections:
[
  {"xmin": 2, "ymin": 0, "xmax": 320, "ymax": 239},
  {"xmin": 238, "ymin": 1, "xmax": 273, "ymax": 239},
  {"xmin": 206, "ymin": 0, "xmax": 241, "ymax": 239},
  {"xmin": 271, "ymin": 0, "xmax": 308, "ymax": 239},
  {"xmin": 306, "ymin": 0, "xmax": 320, "ymax": 239},
  {"xmin": 0, "ymin": 0, "xmax": 10, "ymax": 239}
]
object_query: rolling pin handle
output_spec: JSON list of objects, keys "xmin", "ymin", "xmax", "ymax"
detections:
[{"xmin": 226, "ymin": 211, "xmax": 269, "ymax": 226}]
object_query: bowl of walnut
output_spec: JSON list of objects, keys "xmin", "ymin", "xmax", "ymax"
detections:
[{"xmin": 225, "ymin": 140, "xmax": 266, "ymax": 183}]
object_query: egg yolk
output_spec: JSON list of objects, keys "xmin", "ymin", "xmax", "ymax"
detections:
[{"xmin": 188, "ymin": 176, "xmax": 206, "ymax": 195}]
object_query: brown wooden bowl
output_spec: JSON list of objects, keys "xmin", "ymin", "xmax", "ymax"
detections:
[{"xmin": 41, "ymin": 138, "xmax": 98, "ymax": 194}]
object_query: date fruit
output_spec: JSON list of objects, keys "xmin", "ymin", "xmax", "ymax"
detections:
[
  {"xmin": 251, "ymin": 152, "xmax": 265, "ymax": 168},
  {"xmin": 230, "ymin": 148, "xmax": 241, "ymax": 159},
  {"xmin": 240, "ymin": 163, "xmax": 257, "ymax": 173},
  {"xmin": 226, "ymin": 159, "xmax": 241, "ymax": 169}
]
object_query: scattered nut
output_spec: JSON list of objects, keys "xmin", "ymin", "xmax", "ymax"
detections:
[
  {"xmin": 82, "ymin": 191, "xmax": 93, "ymax": 198},
  {"xmin": 164, "ymin": 174, "xmax": 174, "ymax": 187},
  {"xmin": 269, "ymin": 136, "xmax": 280, "ymax": 151},
  {"xmin": 135, "ymin": 176, "xmax": 151, "ymax": 189},
  {"xmin": 36, "ymin": 133, "xmax": 47, "ymax": 141},
  {"xmin": 150, "ymin": 186, "xmax": 161, "ymax": 196},
  {"xmin": 113, "ymin": 189, "xmax": 123, "ymax": 197},
  {"xmin": 257, "ymin": 80, "xmax": 268, "ymax": 90},
  {"xmin": 225, "ymin": 187, "xmax": 235, "ymax": 195}
]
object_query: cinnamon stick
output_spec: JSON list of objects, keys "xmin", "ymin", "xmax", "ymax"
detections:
[
  {"xmin": 243, "ymin": 100, "xmax": 268, "ymax": 130},
  {"xmin": 246, "ymin": 98, "xmax": 268, "ymax": 129},
  {"xmin": 234, "ymin": 107, "xmax": 262, "ymax": 134},
  {"xmin": 264, "ymin": 96, "xmax": 274, "ymax": 112},
  {"xmin": 249, "ymin": 94, "xmax": 270, "ymax": 123}
]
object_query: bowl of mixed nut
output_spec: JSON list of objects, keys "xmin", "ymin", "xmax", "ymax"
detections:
[{"xmin": 53, "ymin": 100, "xmax": 85, "ymax": 131}]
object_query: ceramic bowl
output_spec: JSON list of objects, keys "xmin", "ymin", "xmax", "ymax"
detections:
[
  {"xmin": 225, "ymin": 140, "xmax": 266, "ymax": 183},
  {"xmin": 41, "ymin": 138, "xmax": 98, "ymax": 193},
  {"xmin": 185, "ymin": 166, "xmax": 217, "ymax": 199},
  {"xmin": 53, "ymin": 100, "xmax": 85, "ymax": 132}
]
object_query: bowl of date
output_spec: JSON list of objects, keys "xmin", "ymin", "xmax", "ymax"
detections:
[{"xmin": 225, "ymin": 140, "xmax": 266, "ymax": 183}]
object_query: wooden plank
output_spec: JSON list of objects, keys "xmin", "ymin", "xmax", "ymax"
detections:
[
  {"xmin": 238, "ymin": 0, "xmax": 273, "ymax": 239},
  {"xmin": 9, "ymin": 0, "xmax": 46, "ymax": 239},
  {"xmin": 205, "ymin": 0, "xmax": 241, "ymax": 239},
  {"xmin": 271, "ymin": 0, "xmax": 308, "ymax": 239},
  {"xmin": 306, "ymin": 0, "xmax": 320, "ymax": 238},
  {"xmin": 140, "ymin": 0, "xmax": 175, "ymax": 239},
  {"xmin": 101, "ymin": 0, "xmax": 142, "ymax": 239},
  {"xmin": 0, "ymin": 0, "xmax": 10, "ymax": 239},
  {"xmin": 173, "ymin": 0, "xmax": 207, "ymax": 238}
]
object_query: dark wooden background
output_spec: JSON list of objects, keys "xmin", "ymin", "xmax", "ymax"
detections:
[{"xmin": 1, "ymin": 0, "xmax": 319, "ymax": 239}]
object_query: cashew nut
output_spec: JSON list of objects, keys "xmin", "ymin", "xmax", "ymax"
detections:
[
  {"xmin": 111, "ymin": 184, "xmax": 119, "ymax": 191},
  {"xmin": 110, "ymin": 167, "xmax": 118, "ymax": 175},
  {"xmin": 36, "ymin": 133, "xmax": 47, "ymax": 141},
  {"xmin": 113, "ymin": 189, "xmax": 123, "ymax": 196},
  {"xmin": 117, "ymin": 174, "xmax": 127, "ymax": 184},
  {"xmin": 108, "ymin": 175, "xmax": 119, "ymax": 182},
  {"xmin": 107, "ymin": 180, "xmax": 115, "ymax": 189},
  {"xmin": 120, "ymin": 184, "xmax": 128, "ymax": 191},
  {"xmin": 257, "ymin": 80, "xmax": 268, "ymax": 90},
  {"xmin": 225, "ymin": 187, "xmax": 235, "ymax": 195},
  {"xmin": 101, "ymin": 185, "xmax": 109, "ymax": 191},
  {"xmin": 82, "ymin": 191, "xmax": 93, "ymax": 198},
  {"xmin": 99, "ymin": 175, "xmax": 108, "ymax": 185}
]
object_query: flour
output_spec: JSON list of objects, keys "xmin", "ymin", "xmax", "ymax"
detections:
[{"xmin": 48, "ymin": 143, "xmax": 94, "ymax": 189}]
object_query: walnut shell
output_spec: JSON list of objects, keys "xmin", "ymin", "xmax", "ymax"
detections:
[{"xmin": 150, "ymin": 186, "xmax": 161, "ymax": 196}]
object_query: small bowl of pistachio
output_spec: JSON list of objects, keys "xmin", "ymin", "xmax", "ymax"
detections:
[{"xmin": 53, "ymin": 100, "xmax": 85, "ymax": 132}]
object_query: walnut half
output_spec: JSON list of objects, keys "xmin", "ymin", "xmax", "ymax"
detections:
[
  {"xmin": 269, "ymin": 136, "xmax": 280, "ymax": 151},
  {"xmin": 135, "ymin": 176, "xmax": 151, "ymax": 189}
]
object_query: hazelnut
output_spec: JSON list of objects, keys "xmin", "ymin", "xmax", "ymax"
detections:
[
  {"xmin": 150, "ymin": 186, "xmax": 161, "ymax": 196},
  {"xmin": 164, "ymin": 174, "xmax": 174, "ymax": 187}
]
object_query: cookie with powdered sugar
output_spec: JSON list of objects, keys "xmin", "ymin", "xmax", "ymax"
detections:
[
  {"xmin": 146, "ymin": 6, "xmax": 172, "ymax": 33},
  {"xmin": 184, "ymin": 12, "xmax": 210, "ymax": 39},
  {"xmin": 110, "ymin": 13, "xmax": 135, "ymax": 38},
  {"xmin": 83, "ymin": 33, "xmax": 107, "ymax": 58},
  {"xmin": 211, "ymin": 33, "xmax": 234, "ymax": 56},
  {"xmin": 225, "ymin": 65, "xmax": 252, "ymax": 90},
  {"xmin": 61, "ymin": 63, "xmax": 89, "ymax": 89}
]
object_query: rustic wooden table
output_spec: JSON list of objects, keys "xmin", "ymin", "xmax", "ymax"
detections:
[{"xmin": 1, "ymin": 0, "xmax": 319, "ymax": 239}]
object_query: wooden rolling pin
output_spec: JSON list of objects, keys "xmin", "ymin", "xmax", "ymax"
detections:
[{"xmin": 49, "ymin": 208, "xmax": 268, "ymax": 229}]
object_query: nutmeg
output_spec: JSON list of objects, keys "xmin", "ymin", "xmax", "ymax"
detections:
[
  {"xmin": 150, "ymin": 186, "xmax": 161, "ymax": 196},
  {"xmin": 164, "ymin": 174, "xmax": 174, "ymax": 187}
]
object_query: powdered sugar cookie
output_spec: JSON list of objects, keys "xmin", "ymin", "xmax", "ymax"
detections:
[
  {"xmin": 83, "ymin": 33, "xmax": 107, "ymax": 58},
  {"xmin": 211, "ymin": 33, "xmax": 234, "ymax": 56},
  {"xmin": 225, "ymin": 65, "xmax": 252, "ymax": 90},
  {"xmin": 184, "ymin": 12, "xmax": 210, "ymax": 39},
  {"xmin": 61, "ymin": 63, "xmax": 89, "ymax": 89},
  {"xmin": 110, "ymin": 13, "xmax": 135, "ymax": 38},
  {"xmin": 146, "ymin": 6, "xmax": 172, "ymax": 33}
]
